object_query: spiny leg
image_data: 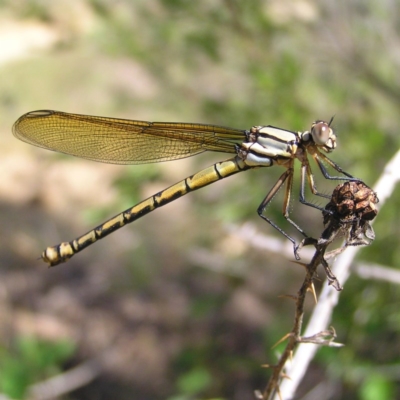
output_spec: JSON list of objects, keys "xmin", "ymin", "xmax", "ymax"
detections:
[
  {"xmin": 257, "ymin": 165, "xmax": 305, "ymax": 260},
  {"xmin": 312, "ymin": 149, "xmax": 359, "ymax": 181},
  {"xmin": 302, "ymin": 155, "xmax": 331, "ymax": 198},
  {"xmin": 281, "ymin": 164, "xmax": 309, "ymax": 238},
  {"xmin": 298, "ymin": 162, "xmax": 331, "ymax": 212},
  {"xmin": 299, "ymin": 149, "xmax": 361, "ymax": 213}
]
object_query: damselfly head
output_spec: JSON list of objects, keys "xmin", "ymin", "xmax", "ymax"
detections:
[{"xmin": 310, "ymin": 120, "xmax": 336, "ymax": 152}]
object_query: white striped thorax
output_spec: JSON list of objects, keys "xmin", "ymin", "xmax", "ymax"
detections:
[{"xmin": 238, "ymin": 120, "xmax": 336, "ymax": 167}]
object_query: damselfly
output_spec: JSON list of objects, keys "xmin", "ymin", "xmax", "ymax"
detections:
[{"xmin": 13, "ymin": 110, "xmax": 358, "ymax": 266}]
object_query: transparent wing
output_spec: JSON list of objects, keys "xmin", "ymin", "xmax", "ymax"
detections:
[{"xmin": 13, "ymin": 110, "xmax": 245, "ymax": 164}]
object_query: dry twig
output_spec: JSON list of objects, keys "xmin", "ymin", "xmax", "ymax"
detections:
[{"xmin": 260, "ymin": 181, "xmax": 379, "ymax": 400}]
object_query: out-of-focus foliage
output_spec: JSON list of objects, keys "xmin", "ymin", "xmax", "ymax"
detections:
[
  {"xmin": 0, "ymin": 337, "xmax": 75, "ymax": 399},
  {"xmin": 0, "ymin": 0, "xmax": 399, "ymax": 399}
]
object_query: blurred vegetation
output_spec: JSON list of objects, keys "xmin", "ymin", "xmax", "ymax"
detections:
[
  {"xmin": 0, "ymin": 0, "xmax": 399, "ymax": 399},
  {"xmin": 0, "ymin": 337, "xmax": 75, "ymax": 399}
]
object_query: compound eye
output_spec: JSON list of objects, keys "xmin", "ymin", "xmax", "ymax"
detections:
[{"xmin": 311, "ymin": 121, "xmax": 331, "ymax": 145}]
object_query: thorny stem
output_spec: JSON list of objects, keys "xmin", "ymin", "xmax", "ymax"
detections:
[
  {"xmin": 260, "ymin": 240, "xmax": 331, "ymax": 399},
  {"xmin": 259, "ymin": 181, "xmax": 378, "ymax": 400}
]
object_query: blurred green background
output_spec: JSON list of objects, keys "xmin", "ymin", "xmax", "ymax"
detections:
[{"xmin": 0, "ymin": 1, "xmax": 399, "ymax": 399}]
